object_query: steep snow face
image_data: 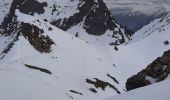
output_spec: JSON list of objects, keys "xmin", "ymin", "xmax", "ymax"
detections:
[
  {"xmin": 101, "ymin": 13, "xmax": 170, "ymax": 89},
  {"xmin": 0, "ymin": 1, "xmax": 170, "ymax": 100},
  {"xmin": 103, "ymin": 77, "xmax": 170, "ymax": 100},
  {"xmin": 0, "ymin": 10, "xmax": 170, "ymax": 100},
  {"xmin": 0, "ymin": 10, "xmax": 124, "ymax": 100},
  {"xmin": 1, "ymin": 0, "xmax": 132, "ymax": 45},
  {"xmin": 103, "ymin": 0, "xmax": 170, "ymax": 32},
  {"xmin": 130, "ymin": 13, "xmax": 170, "ymax": 43}
]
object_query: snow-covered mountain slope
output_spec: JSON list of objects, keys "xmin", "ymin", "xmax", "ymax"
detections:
[
  {"xmin": 101, "ymin": 14, "xmax": 170, "ymax": 89},
  {"xmin": 103, "ymin": 0, "xmax": 170, "ymax": 32},
  {"xmin": 0, "ymin": 10, "xmax": 170, "ymax": 100},
  {"xmin": 130, "ymin": 13, "xmax": 170, "ymax": 43},
  {"xmin": 0, "ymin": 10, "xmax": 124, "ymax": 100},
  {"xmin": 103, "ymin": 76, "xmax": 170, "ymax": 100},
  {"xmin": 102, "ymin": 13, "xmax": 170, "ymax": 100},
  {"xmin": 0, "ymin": 0, "xmax": 132, "ymax": 45},
  {"xmin": 0, "ymin": 1, "xmax": 170, "ymax": 100}
]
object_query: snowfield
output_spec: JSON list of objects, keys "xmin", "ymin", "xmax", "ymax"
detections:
[
  {"xmin": 103, "ymin": 76, "xmax": 170, "ymax": 100},
  {"xmin": 0, "ymin": 2, "xmax": 170, "ymax": 100},
  {"xmin": 0, "ymin": 10, "xmax": 123, "ymax": 100}
]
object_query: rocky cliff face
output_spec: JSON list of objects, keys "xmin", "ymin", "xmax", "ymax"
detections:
[
  {"xmin": 0, "ymin": 0, "xmax": 54, "ymax": 54},
  {"xmin": 52, "ymin": 0, "xmax": 131, "ymax": 36},
  {"xmin": 1, "ymin": 15, "xmax": 54, "ymax": 55},
  {"xmin": 1, "ymin": 0, "xmax": 47, "ymax": 29},
  {"xmin": 1, "ymin": 0, "xmax": 132, "ymax": 46},
  {"xmin": 126, "ymin": 50, "xmax": 170, "ymax": 91}
]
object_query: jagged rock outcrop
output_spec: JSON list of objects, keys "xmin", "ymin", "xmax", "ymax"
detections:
[
  {"xmin": 126, "ymin": 50, "xmax": 170, "ymax": 91},
  {"xmin": 20, "ymin": 22, "xmax": 54, "ymax": 53},
  {"xmin": 52, "ymin": 0, "xmax": 133, "ymax": 44},
  {"xmin": 86, "ymin": 78, "xmax": 120, "ymax": 94},
  {"xmin": 1, "ymin": 0, "xmax": 47, "ymax": 29},
  {"xmin": 1, "ymin": 0, "xmax": 133, "ymax": 46},
  {"xmin": 53, "ymin": 0, "xmax": 131, "ymax": 36},
  {"xmin": 1, "ymin": 14, "xmax": 54, "ymax": 54}
]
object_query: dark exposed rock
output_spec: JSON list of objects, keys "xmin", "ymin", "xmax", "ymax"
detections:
[
  {"xmin": 114, "ymin": 46, "xmax": 118, "ymax": 51},
  {"xmin": 52, "ymin": 4, "xmax": 57, "ymax": 15},
  {"xmin": 0, "ymin": 0, "xmax": 133, "ymax": 56},
  {"xmin": 1, "ymin": 0, "xmax": 52, "ymax": 54},
  {"xmin": 1, "ymin": 15, "xmax": 20, "ymax": 56},
  {"xmin": 1, "ymin": 0, "xmax": 47, "ymax": 29},
  {"xmin": 51, "ymin": 0, "xmax": 133, "ymax": 44},
  {"xmin": 20, "ymin": 23, "xmax": 54, "ymax": 53},
  {"xmin": 22, "ymin": 0, "xmax": 46, "ymax": 14},
  {"xmin": 25, "ymin": 64, "xmax": 52, "ymax": 74},
  {"xmin": 52, "ymin": 12, "xmax": 84, "ymax": 31},
  {"xmin": 86, "ymin": 78, "xmax": 120, "ymax": 94},
  {"xmin": 89, "ymin": 88, "xmax": 97, "ymax": 93},
  {"xmin": 1, "ymin": 14, "xmax": 54, "ymax": 54},
  {"xmin": 48, "ymin": 27, "xmax": 53, "ymax": 31},
  {"xmin": 69, "ymin": 90, "xmax": 83, "ymax": 95},
  {"xmin": 2, "ymin": 15, "xmax": 19, "ymax": 36},
  {"xmin": 164, "ymin": 40, "xmax": 169, "ymax": 46},
  {"xmin": 16, "ymin": 0, "xmax": 47, "ymax": 15},
  {"xmin": 1, "ymin": 0, "xmax": 133, "ymax": 45},
  {"xmin": 43, "ymin": 19, "xmax": 48, "ymax": 22},
  {"xmin": 83, "ymin": 0, "xmax": 113, "ymax": 35},
  {"xmin": 51, "ymin": 19, "xmax": 62, "ymax": 28},
  {"xmin": 107, "ymin": 74, "xmax": 119, "ymax": 84},
  {"xmin": 75, "ymin": 32, "xmax": 78, "ymax": 37},
  {"xmin": 126, "ymin": 50, "xmax": 170, "ymax": 91},
  {"xmin": 126, "ymin": 73, "xmax": 151, "ymax": 91}
]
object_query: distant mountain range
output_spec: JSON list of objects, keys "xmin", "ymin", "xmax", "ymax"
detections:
[{"xmin": 104, "ymin": 0, "xmax": 170, "ymax": 32}]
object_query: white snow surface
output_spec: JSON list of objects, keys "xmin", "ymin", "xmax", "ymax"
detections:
[
  {"xmin": 0, "ymin": 10, "xmax": 170, "ymax": 100},
  {"xmin": 103, "ymin": 76, "xmax": 170, "ymax": 100}
]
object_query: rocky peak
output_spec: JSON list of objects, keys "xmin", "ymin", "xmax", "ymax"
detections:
[
  {"xmin": 52, "ymin": 0, "xmax": 133, "ymax": 44},
  {"xmin": 1, "ymin": 13, "xmax": 54, "ymax": 55},
  {"xmin": 1, "ymin": 0, "xmax": 133, "ymax": 46},
  {"xmin": 1, "ymin": 0, "xmax": 47, "ymax": 29}
]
